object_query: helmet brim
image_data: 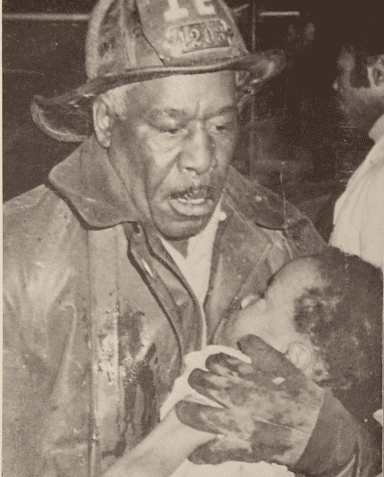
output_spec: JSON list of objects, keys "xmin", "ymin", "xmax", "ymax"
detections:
[{"xmin": 31, "ymin": 51, "xmax": 285, "ymax": 142}]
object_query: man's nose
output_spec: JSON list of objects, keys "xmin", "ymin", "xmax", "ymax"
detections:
[
  {"xmin": 332, "ymin": 78, "xmax": 339, "ymax": 91},
  {"xmin": 178, "ymin": 123, "xmax": 217, "ymax": 175}
]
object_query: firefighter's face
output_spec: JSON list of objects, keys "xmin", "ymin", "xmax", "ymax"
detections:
[{"xmin": 96, "ymin": 72, "xmax": 238, "ymax": 240}]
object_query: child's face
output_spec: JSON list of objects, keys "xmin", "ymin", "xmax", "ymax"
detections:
[{"xmin": 224, "ymin": 258, "xmax": 320, "ymax": 354}]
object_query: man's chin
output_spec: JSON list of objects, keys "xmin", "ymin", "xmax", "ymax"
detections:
[
  {"xmin": 338, "ymin": 104, "xmax": 378, "ymax": 133},
  {"xmin": 154, "ymin": 215, "xmax": 211, "ymax": 242},
  {"xmin": 152, "ymin": 198, "xmax": 219, "ymax": 241}
]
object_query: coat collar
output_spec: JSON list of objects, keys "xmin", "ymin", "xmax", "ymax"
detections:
[
  {"xmin": 49, "ymin": 135, "xmax": 140, "ymax": 227},
  {"xmin": 49, "ymin": 134, "xmax": 292, "ymax": 230}
]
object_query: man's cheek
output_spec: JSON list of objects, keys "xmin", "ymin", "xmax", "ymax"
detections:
[
  {"xmin": 145, "ymin": 165, "xmax": 175, "ymax": 204},
  {"xmin": 145, "ymin": 130, "xmax": 182, "ymax": 156},
  {"xmin": 217, "ymin": 143, "xmax": 236, "ymax": 167}
]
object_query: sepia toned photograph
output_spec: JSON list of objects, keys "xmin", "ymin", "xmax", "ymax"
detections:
[{"xmin": 3, "ymin": 0, "xmax": 383, "ymax": 475}]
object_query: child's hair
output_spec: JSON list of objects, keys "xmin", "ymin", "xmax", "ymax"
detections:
[{"xmin": 292, "ymin": 247, "xmax": 382, "ymax": 421}]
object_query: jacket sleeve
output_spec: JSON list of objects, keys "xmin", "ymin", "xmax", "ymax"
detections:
[
  {"xmin": 2, "ymin": 291, "xmax": 48, "ymax": 477},
  {"xmin": 3, "ymin": 193, "xmax": 56, "ymax": 476},
  {"xmin": 3, "ymin": 196, "xmax": 91, "ymax": 477},
  {"xmin": 294, "ymin": 390, "xmax": 381, "ymax": 477}
]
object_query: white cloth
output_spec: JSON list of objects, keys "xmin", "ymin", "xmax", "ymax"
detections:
[
  {"xmin": 330, "ymin": 114, "xmax": 384, "ymax": 270},
  {"xmin": 161, "ymin": 346, "xmax": 294, "ymax": 477}
]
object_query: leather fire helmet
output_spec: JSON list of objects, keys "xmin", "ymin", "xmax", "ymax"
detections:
[{"xmin": 31, "ymin": 0, "xmax": 285, "ymax": 142}]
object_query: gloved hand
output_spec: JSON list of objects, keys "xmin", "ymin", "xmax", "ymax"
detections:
[{"xmin": 175, "ymin": 335, "xmax": 325, "ymax": 467}]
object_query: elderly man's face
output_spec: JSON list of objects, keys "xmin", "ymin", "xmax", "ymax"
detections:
[
  {"xmin": 333, "ymin": 47, "xmax": 383, "ymax": 131},
  {"xmin": 106, "ymin": 71, "xmax": 238, "ymax": 240}
]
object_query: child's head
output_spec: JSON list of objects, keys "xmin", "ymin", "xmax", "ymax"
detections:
[{"xmin": 224, "ymin": 247, "xmax": 382, "ymax": 399}]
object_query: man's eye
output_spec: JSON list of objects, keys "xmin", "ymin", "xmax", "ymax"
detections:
[
  {"xmin": 214, "ymin": 124, "xmax": 229, "ymax": 133},
  {"xmin": 155, "ymin": 124, "xmax": 183, "ymax": 136},
  {"xmin": 210, "ymin": 118, "xmax": 236, "ymax": 135},
  {"xmin": 161, "ymin": 127, "xmax": 180, "ymax": 135}
]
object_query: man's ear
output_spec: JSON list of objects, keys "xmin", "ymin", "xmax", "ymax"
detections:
[
  {"xmin": 371, "ymin": 54, "xmax": 384, "ymax": 87},
  {"xmin": 93, "ymin": 96, "xmax": 115, "ymax": 149},
  {"xmin": 285, "ymin": 342, "xmax": 312, "ymax": 373}
]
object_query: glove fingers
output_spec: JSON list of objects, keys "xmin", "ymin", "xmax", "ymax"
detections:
[
  {"xmin": 238, "ymin": 334, "xmax": 301, "ymax": 377},
  {"xmin": 205, "ymin": 352, "xmax": 255, "ymax": 378},
  {"xmin": 187, "ymin": 368, "xmax": 244, "ymax": 408},
  {"xmin": 175, "ymin": 400, "xmax": 227, "ymax": 435},
  {"xmin": 189, "ymin": 436, "xmax": 253, "ymax": 466},
  {"xmin": 191, "ymin": 351, "xmax": 321, "ymax": 412}
]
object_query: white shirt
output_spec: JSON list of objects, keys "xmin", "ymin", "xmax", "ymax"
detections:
[{"xmin": 330, "ymin": 114, "xmax": 384, "ymax": 270}]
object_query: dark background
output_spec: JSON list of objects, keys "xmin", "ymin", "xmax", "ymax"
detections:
[{"xmin": 3, "ymin": 0, "xmax": 376, "ymax": 237}]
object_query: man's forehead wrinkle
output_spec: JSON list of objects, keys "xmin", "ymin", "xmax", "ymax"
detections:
[
  {"xmin": 145, "ymin": 109, "xmax": 189, "ymax": 122},
  {"xmin": 196, "ymin": 104, "xmax": 238, "ymax": 120},
  {"xmin": 144, "ymin": 104, "xmax": 237, "ymax": 122},
  {"xmin": 211, "ymin": 105, "xmax": 238, "ymax": 117}
]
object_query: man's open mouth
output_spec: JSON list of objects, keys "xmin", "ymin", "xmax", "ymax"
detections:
[
  {"xmin": 169, "ymin": 186, "xmax": 216, "ymax": 216},
  {"xmin": 171, "ymin": 186, "xmax": 215, "ymax": 203}
]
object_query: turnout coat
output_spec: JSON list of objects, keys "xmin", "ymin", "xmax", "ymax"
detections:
[{"xmin": 3, "ymin": 136, "xmax": 365, "ymax": 477}]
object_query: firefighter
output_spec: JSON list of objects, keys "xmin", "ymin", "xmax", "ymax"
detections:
[{"xmin": 3, "ymin": 0, "xmax": 377, "ymax": 475}]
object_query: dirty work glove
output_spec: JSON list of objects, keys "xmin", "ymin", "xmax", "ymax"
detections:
[{"xmin": 175, "ymin": 335, "xmax": 325, "ymax": 467}]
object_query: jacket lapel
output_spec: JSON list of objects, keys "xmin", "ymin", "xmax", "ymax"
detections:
[{"xmin": 204, "ymin": 202, "xmax": 274, "ymax": 343}]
